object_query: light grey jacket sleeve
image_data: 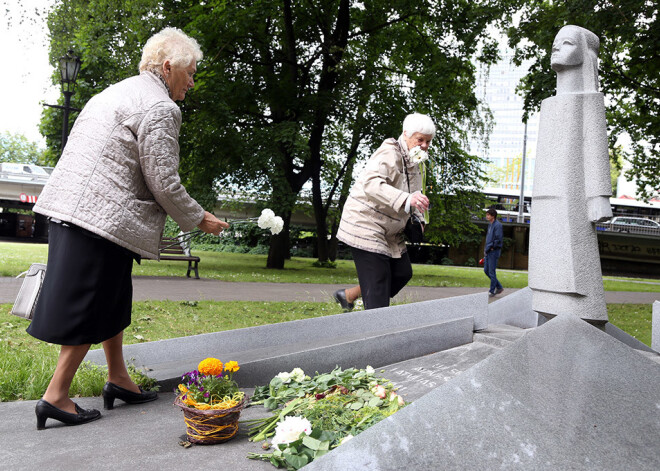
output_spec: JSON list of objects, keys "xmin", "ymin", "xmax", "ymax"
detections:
[{"xmin": 137, "ymin": 102, "xmax": 205, "ymax": 232}]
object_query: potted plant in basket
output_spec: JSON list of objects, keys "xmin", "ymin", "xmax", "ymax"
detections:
[{"xmin": 174, "ymin": 357, "xmax": 247, "ymax": 444}]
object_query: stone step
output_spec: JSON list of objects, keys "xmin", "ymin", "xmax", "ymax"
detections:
[
  {"xmin": 175, "ymin": 316, "xmax": 473, "ymax": 390},
  {"xmin": 473, "ymin": 324, "xmax": 530, "ymax": 348},
  {"xmin": 85, "ymin": 293, "xmax": 487, "ymax": 388},
  {"xmin": 378, "ymin": 324, "xmax": 532, "ymax": 402}
]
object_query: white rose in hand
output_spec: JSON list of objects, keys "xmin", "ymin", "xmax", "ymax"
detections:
[{"xmin": 409, "ymin": 145, "xmax": 428, "ymax": 164}]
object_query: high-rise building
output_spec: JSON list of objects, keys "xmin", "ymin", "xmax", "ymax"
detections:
[{"xmin": 471, "ymin": 50, "xmax": 538, "ymax": 194}]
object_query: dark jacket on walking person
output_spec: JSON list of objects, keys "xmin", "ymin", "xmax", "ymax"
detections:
[{"xmin": 484, "ymin": 208, "xmax": 504, "ymax": 297}]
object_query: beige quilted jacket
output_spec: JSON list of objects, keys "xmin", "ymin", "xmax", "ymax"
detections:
[
  {"xmin": 337, "ymin": 136, "xmax": 423, "ymax": 258},
  {"xmin": 34, "ymin": 72, "xmax": 205, "ymax": 259}
]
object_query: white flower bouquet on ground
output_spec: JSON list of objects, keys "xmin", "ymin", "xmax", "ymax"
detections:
[{"xmin": 245, "ymin": 366, "xmax": 405, "ymax": 470}]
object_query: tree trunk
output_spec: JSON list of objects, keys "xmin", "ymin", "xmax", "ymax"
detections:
[
  {"xmin": 267, "ymin": 212, "xmax": 291, "ymax": 269},
  {"xmin": 328, "ymin": 215, "xmax": 339, "ymax": 261}
]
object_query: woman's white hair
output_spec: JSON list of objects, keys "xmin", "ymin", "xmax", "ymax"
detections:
[
  {"xmin": 139, "ymin": 27, "xmax": 203, "ymax": 74},
  {"xmin": 402, "ymin": 113, "xmax": 436, "ymax": 138}
]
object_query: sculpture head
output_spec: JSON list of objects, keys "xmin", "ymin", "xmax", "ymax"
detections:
[{"xmin": 551, "ymin": 25, "xmax": 600, "ymax": 93}]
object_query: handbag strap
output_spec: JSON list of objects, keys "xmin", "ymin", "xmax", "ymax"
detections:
[
  {"xmin": 399, "ymin": 142, "xmax": 424, "ymax": 226},
  {"xmin": 398, "ymin": 141, "xmax": 412, "ymax": 194}
]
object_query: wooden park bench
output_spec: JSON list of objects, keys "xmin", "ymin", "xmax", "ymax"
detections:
[{"xmin": 159, "ymin": 234, "xmax": 201, "ymax": 279}]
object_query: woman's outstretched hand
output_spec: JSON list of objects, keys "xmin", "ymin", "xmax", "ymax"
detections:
[{"xmin": 197, "ymin": 211, "xmax": 229, "ymax": 236}]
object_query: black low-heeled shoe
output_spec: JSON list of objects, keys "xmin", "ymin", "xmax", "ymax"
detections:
[
  {"xmin": 102, "ymin": 382, "xmax": 158, "ymax": 410},
  {"xmin": 333, "ymin": 289, "xmax": 354, "ymax": 312},
  {"xmin": 35, "ymin": 399, "xmax": 101, "ymax": 430}
]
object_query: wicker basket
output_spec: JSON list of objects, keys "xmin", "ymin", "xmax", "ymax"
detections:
[{"xmin": 174, "ymin": 395, "xmax": 248, "ymax": 445}]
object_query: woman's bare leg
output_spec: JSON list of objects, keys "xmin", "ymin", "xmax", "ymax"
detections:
[
  {"xmin": 42, "ymin": 344, "xmax": 91, "ymax": 414},
  {"xmin": 345, "ymin": 285, "xmax": 362, "ymax": 304},
  {"xmin": 102, "ymin": 331, "xmax": 140, "ymax": 393}
]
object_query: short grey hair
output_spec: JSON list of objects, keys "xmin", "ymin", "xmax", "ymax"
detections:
[
  {"xmin": 139, "ymin": 27, "xmax": 203, "ymax": 75},
  {"xmin": 402, "ymin": 113, "xmax": 436, "ymax": 138}
]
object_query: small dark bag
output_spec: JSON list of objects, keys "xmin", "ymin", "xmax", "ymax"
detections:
[
  {"xmin": 402, "ymin": 152, "xmax": 424, "ymax": 244},
  {"xmin": 404, "ymin": 213, "xmax": 424, "ymax": 244}
]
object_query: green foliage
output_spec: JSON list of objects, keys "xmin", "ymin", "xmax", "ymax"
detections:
[
  {"xmin": 441, "ymin": 257, "xmax": 454, "ymax": 265},
  {"xmin": 610, "ymin": 145, "xmax": 625, "ymax": 195},
  {"xmin": 41, "ymin": 0, "xmax": 165, "ymax": 164},
  {"xmin": 0, "ymin": 132, "xmax": 46, "ymax": 165},
  {"xmin": 252, "ymin": 427, "xmax": 337, "ymax": 470},
  {"xmin": 0, "ymin": 300, "xmax": 342, "ymax": 401},
  {"xmin": 507, "ymin": 0, "xmax": 660, "ymax": 200},
  {"xmin": 42, "ymin": 0, "xmax": 522, "ymax": 268},
  {"xmin": 251, "ymin": 366, "xmax": 382, "ymax": 412},
  {"xmin": 246, "ymin": 366, "xmax": 404, "ymax": 469}
]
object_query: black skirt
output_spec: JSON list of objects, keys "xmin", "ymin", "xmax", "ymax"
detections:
[{"xmin": 27, "ymin": 221, "xmax": 135, "ymax": 345}]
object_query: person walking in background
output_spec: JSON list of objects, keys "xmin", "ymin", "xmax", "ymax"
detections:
[
  {"xmin": 484, "ymin": 208, "xmax": 504, "ymax": 297},
  {"xmin": 27, "ymin": 27, "xmax": 228, "ymax": 430},
  {"xmin": 335, "ymin": 113, "xmax": 433, "ymax": 310}
]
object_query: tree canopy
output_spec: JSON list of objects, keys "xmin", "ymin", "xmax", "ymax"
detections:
[
  {"xmin": 0, "ymin": 132, "xmax": 45, "ymax": 165},
  {"xmin": 40, "ymin": 0, "xmax": 522, "ymax": 266},
  {"xmin": 507, "ymin": 0, "xmax": 659, "ymax": 200}
]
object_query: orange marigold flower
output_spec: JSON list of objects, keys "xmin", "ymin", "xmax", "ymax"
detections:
[
  {"xmin": 178, "ymin": 384, "xmax": 188, "ymax": 393},
  {"xmin": 224, "ymin": 361, "xmax": 240, "ymax": 373},
  {"xmin": 198, "ymin": 357, "xmax": 223, "ymax": 376}
]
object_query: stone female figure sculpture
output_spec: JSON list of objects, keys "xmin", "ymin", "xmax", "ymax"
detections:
[{"xmin": 528, "ymin": 25, "xmax": 612, "ymax": 324}]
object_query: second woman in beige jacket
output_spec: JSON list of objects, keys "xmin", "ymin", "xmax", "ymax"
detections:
[{"xmin": 336, "ymin": 113, "xmax": 435, "ymax": 310}]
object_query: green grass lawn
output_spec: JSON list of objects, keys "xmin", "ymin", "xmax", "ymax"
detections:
[
  {"xmin": 0, "ymin": 300, "xmax": 652, "ymax": 402},
  {"xmin": 2, "ymin": 241, "xmax": 659, "ymax": 291},
  {"xmin": 0, "ymin": 241, "xmax": 657, "ymax": 403},
  {"xmin": 0, "ymin": 300, "xmax": 343, "ymax": 402}
]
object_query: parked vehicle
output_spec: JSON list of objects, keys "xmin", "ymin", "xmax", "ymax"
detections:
[{"xmin": 607, "ymin": 216, "xmax": 660, "ymax": 235}]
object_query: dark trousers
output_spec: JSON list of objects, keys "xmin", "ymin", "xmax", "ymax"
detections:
[
  {"xmin": 484, "ymin": 249, "xmax": 502, "ymax": 294},
  {"xmin": 351, "ymin": 247, "xmax": 413, "ymax": 310}
]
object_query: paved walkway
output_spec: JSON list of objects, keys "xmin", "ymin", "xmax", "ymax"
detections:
[{"xmin": 1, "ymin": 276, "xmax": 658, "ymax": 305}]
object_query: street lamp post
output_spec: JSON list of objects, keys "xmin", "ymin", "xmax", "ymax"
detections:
[
  {"xmin": 58, "ymin": 50, "xmax": 82, "ymax": 151},
  {"xmin": 44, "ymin": 49, "xmax": 82, "ymax": 154},
  {"xmin": 517, "ymin": 121, "xmax": 528, "ymax": 223}
]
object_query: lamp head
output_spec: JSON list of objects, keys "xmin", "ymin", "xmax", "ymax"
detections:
[{"xmin": 59, "ymin": 50, "xmax": 81, "ymax": 93}]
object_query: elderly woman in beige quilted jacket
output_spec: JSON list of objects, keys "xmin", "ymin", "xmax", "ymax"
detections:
[
  {"xmin": 27, "ymin": 27, "xmax": 228, "ymax": 430},
  {"xmin": 335, "ymin": 113, "xmax": 435, "ymax": 311}
]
